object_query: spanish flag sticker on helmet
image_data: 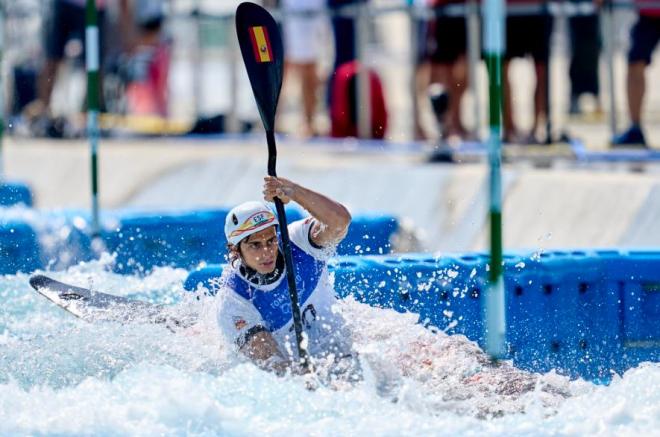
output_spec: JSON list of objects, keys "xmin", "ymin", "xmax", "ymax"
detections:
[
  {"xmin": 225, "ymin": 201, "xmax": 279, "ymax": 245},
  {"xmin": 230, "ymin": 211, "xmax": 276, "ymax": 240},
  {"xmin": 249, "ymin": 26, "xmax": 273, "ymax": 63}
]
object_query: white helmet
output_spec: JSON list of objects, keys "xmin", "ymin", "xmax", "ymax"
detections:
[{"xmin": 225, "ymin": 201, "xmax": 278, "ymax": 246}]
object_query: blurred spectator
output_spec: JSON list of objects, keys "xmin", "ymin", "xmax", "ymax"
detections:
[
  {"xmin": 427, "ymin": 0, "xmax": 469, "ymax": 141},
  {"xmin": 612, "ymin": 0, "xmax": 660, "ymax": 147},
  {"xmin": 409, "ymin": 0, "xmax": 432, "ymax": 140},
  {"xmin": 328, "ymin": 0, "xmax": 367, "ymax": 70},
  {"xmin": 502, "ymin": 0, "xmax": 553, "ymax": 143},
  {"xmin": 326, "ymin": 0, "xmax": 368, "ymax": 134},
  {"xmin": 281, "ymin": 0, "xmax": 327, "ymax": 137},
  {"xmin": 567, "ymin": 0, "xmax": 602, "ymax": 115},
  {"xmin": 24, "ymin": 0, "xmax": 107, "ymax": 137},
  {"xmin": 118, "ymin": 0, "xmax": 170, "ymax": 117}
]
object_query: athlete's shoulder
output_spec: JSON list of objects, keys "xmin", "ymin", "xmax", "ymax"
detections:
[{"xmin": 288, "ymin": 217, "xmax": 333, "ymax": 260}]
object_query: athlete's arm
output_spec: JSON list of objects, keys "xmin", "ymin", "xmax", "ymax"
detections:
[
  {"xmin": 240, "ymin": 330, "xmax": 303, "ymax": 376},
  {"xmin": 263, "ymin": 176, "xmax": 351, "ymax": 247}
]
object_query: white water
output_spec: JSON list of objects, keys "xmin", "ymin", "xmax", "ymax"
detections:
[{"xmin": 1, "ymin": 257, "xmax": 659, "ymax": 436}]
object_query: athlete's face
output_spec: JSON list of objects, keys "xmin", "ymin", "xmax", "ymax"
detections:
[{"xmin": 239, "ymin": 226, "xmax": 279, "ymax": 274}]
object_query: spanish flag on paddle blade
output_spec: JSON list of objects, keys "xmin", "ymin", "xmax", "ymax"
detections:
[
  {"xmin": 235, "ymin": 2, "xmax": 284, "ymax": 132},
  {"xmin": 249, "ymin": 26, "xmax": 273, "ymax": 63}
]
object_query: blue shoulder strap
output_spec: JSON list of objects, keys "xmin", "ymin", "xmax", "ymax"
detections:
[{"xmin": 226, "ymin": 242, "xmax": 326, "ymax": 331}]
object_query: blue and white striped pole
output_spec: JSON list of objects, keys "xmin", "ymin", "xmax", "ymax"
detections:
[
  {"xmin": 86, "ymin": 0, "xmax": 101, "ymax": 236},
  {"xmin": 483, "ymin": 0, "xmax": 506, "ymax": 359}
]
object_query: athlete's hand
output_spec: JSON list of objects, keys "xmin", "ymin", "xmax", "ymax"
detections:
[{"xmin": 263, "ymin": 176, "xmax": 296, "ymax": 204}]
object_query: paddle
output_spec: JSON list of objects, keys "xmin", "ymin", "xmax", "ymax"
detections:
[{"xmin": 235, "ymin": 2, "xmax": 309, "ymax": 370}]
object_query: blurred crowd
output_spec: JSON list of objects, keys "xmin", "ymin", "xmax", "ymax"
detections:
[
  {"xmin": 8, "ymin": 0, "xmax": 660, "ymax": 148},
  {"xmin": 378, "ymin": 0, "xmax": 657, "ymax": 148},
  {"xmin": 14, "ymin": 0, "xmax": 169, "ymax": 137}
]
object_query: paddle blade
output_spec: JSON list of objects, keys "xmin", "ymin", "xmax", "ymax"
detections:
[{"xmin": 236, "ymin": 2, "xmax": 284, "ymax": 132}]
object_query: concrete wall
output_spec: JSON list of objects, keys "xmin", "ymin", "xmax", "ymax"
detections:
[{"xmin": 5, "ymin": 137, "xmax": 660, "ymax": 252}]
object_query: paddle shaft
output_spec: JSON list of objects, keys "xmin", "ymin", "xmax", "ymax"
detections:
[
  {"xmin": 235, "ymin": 2, "xmax": 308, "ymax": 369},
  {"xmin": 266, "ymin": 129, "xmax": 309, "ymax": 368}
]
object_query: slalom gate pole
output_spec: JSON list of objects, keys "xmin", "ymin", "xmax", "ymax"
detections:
[
  {"xmin": 483, "ymin": 0, "xmax": 506, "ymax": 359},
  {"xmin": 86, "ymin": 0, "xmax": 101, "ymax": 237}
]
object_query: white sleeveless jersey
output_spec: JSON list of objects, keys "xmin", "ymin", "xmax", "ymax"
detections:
[{"xmin": 216, "ymin": 218, "xmax": 352, "ymax": 359}]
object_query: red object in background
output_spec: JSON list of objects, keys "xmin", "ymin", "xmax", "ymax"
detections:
[
  {"xmin": 330, "ymin": 61, "xmax": 388, "ymax": 140},
  {"xmin": 637, "ymin": 0, "xmax": 660, "ymax": 16}
]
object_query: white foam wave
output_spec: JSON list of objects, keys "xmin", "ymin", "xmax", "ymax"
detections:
[{"xmin": 1, "ymin": 265, "xmax": 658, "ymax": 435}]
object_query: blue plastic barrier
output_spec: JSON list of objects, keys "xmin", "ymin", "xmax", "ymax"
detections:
[
  {"xmin": 0, "ymin": 182, "xmax": 33, "ymax": 207},
  {"xmin": 338, "ymin": 214, "xmax": 398, "ymax": 255},
  {"xmin": 0, "ymin": 221, "xmax": 41, "ymax": 274},
  {"xmin": 39, "ymin": 210, "xmax": 95, "ymax": 270},
  {"xmin": 103, "ymin": 207, "xmax": 305, "ymax": 274},
  {"xmin": 0, "ymin": 211, "xmax": 93, "ymax": 274},
  {"xmin": 103, "ymin": 207, "xmax": 396, "ymax": 274},
  {"xmin": 502, "ymin": 251, "xmax": 613, "ymax": 379},
  {"xmin": 0, "ymin": 207, "xmax": 398, "ymax": 275},
  {"xmin": 103, "ymin": 209, "xmax": 229, "ymax": 274},
  {"xmin": 185, "ymin": 265, "xmax": 224, "ymax": 292},
  {"xmin": 186, "ymin": 250, "xmax": 660, "ymax": 382},
  {"xmin": 0, "ymin": 206, "xmax": 401, "ymax": 274}
]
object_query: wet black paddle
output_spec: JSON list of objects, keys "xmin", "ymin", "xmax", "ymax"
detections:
[{"xmin": 235, "ymin": 2, "xmax": 309, "ymax": 370}]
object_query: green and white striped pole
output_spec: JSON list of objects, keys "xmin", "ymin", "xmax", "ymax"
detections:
[
  {"xmin": 86, "ymin": 0, "xmax": 100, "ymax": 236},
  {"xmin": 483, "ymin": 0, "xmax": 506, "ymax": 359}
]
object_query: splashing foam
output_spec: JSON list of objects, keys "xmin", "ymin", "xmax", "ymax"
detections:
[
  {"xmin": 338, "ymin": 297, "xmax": 576, "ymax": 418},
  {"xmin": 8, "ymin": 261, "xmax": 574, "ymax": 420},
  {"xmin": 5, "ymin": 262, "xmax": 660, "ymax": 434},
  {"xmin": 14, "ymin": 258, "xmax": 576, "ymax": 418}
]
